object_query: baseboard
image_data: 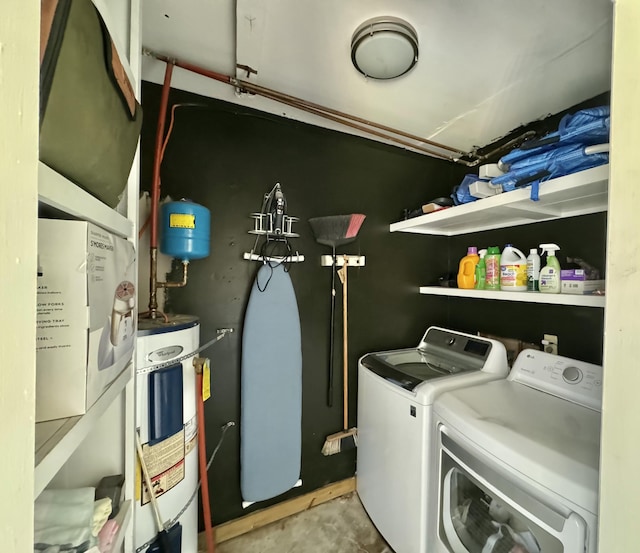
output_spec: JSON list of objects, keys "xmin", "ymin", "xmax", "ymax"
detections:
[{"xmin": 199, "ymin": 477, "xmax": 357, "ymax": 545}]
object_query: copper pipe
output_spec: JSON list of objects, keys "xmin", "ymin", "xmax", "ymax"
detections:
[
  {"xmin": 249, "ymin": 86, "xmax": 453, "ymax": 160},
  {"xmin": 157, "ymin": 261, "xmax": 189, "ymax": 288},
  {"xmin": 145, "ymin": 50, "xmax": 468, "ymax": 161},
  {"xmin": 148, "ymin": 62, "xmax": 174, "ymax": 318},
  {"xmin": 235, "ymin": 79, "xmax": 465, "ymax": 155}
]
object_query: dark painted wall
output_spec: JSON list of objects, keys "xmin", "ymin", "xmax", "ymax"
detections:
[
  {"xmin": 140, "ymin": 82, "xmax": 467, "ymax": 523},
  {"xmin": 447, "ymin": 213, "xmax": 606, "ymax": 364},
  {"xmin": 140, "ymin": 82, "xmax": 608, "ymax": 524}
]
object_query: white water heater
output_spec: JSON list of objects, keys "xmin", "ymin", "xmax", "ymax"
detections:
[{"xmin": 135, "ymin": 316, "xmax": 200, "ymax": 553}]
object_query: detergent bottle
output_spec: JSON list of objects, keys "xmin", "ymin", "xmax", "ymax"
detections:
[
  {"xmin": 539, "ymin": 243, "xmax": 561, "ymax": 293},
  {"xmin": 484, "ymin": 246, "xmax": 501, "ymax": 290},
  {"xmin": 526, "ymin": 248, "xmax": 541, "ymax": 291},
  {"xmin": 457, "ymin": 247, "xmax": 479, "ymax": 289},
  {"xmin": 474, "ymin": 249, "xmax": 487, "ymax": 290},
  {"xmin": 500, "ymin": 244, "xmax": 527, "ymax": 291}
]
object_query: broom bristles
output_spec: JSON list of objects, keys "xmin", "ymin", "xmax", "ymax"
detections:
[
  {"xmin": 345, "ymin": 214, "xmax": 366, "ymax": 239},
  {"xmin": 309, "ymin": 214, "xmax": 366, "ymax": 248},
  {"xmin": 321, "ymin": 428, "xmax": 358, "ymax": 456}
]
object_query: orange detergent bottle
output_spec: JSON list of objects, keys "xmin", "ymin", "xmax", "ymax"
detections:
[{"xmin": 457, "ymin": 247, "xmax": 479, "ymax": 289}]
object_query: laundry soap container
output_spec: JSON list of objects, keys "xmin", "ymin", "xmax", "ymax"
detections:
[
  {"xmin": 485, "ymin": 246, "xmax": 501, "ymax": 290},
  {"xmin": 500, "ymin": 245, "xmax": 527, "ymax": 291},
  {"xmin": 457, "ymin": 247, "xmax": 479, "ymax": 289}
]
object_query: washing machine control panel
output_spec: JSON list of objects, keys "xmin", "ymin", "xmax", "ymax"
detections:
[{"xmin": 511, "ymin": 349, "xmax": 603, "ymax": 411}]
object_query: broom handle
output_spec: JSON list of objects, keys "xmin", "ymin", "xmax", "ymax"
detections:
[
  {"xmin": 338, "ymin": 261, "xmax": 349, "ymax": 431},
  {"xmin": 328, "ymin": 250, "xmax": 336, "ymax": 407},
  {"xmin": 135, "ymin": 431, "xmax": 165, "ymax": 532}
]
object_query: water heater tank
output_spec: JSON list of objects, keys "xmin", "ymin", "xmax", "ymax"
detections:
[{"xmin": 160, "ymin": 199, "xmax": 210, "ymax": 261}]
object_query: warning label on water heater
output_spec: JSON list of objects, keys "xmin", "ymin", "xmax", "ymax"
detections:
[{"xmin": 139, "ymin": 429, "xmax": 185, "ymax": 505}]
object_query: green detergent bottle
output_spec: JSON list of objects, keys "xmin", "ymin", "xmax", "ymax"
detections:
[{"xmin": 485, "ymin": 246, "xmax": 501, "ymax": 290}]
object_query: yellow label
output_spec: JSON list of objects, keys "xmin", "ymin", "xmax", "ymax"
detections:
[
  {"xmin": 169, "ymin": 213, "xmax": 196, "ymax": 229},
  {"xmin": 202, "ymin": 359, "xmax": 211, "ymax": 402}
]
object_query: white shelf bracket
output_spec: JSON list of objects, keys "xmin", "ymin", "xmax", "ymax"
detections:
[{"xmin": 320, "ymin": 255, "xmax": 366, "ymax": 267}]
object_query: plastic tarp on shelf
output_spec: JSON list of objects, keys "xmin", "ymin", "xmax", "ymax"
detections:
[{"xmin": 492, "ymin": 106, "xmax": 610, "ymax": 200}]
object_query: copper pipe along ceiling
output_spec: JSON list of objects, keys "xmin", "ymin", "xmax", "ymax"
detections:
[
  {"xmin": 145, "ymin": 50, "xmax": 472, "ymax": 162},
  {"xmin": 235, "ymin": 80, "xmax": 465, "ymax": 156}
]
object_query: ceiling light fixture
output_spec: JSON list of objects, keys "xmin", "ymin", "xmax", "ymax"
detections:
[{"xmin": 351, "ymin": 16, "xmax": 419, "ymax": 80}]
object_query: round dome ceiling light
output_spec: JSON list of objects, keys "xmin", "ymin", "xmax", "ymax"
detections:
[{"xmin": 351, "ymin": 16, "xmax": 419, "ymax": 80}]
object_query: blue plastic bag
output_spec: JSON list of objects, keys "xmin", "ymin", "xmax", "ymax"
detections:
[{"xmin": 451, "ymin": 174, "xmax": 484, "ymax": 205}]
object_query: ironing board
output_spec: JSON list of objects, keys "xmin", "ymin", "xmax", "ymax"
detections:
[{"xmin": 241, "ymin": 263, "xmax": 302, "ymax": 504}]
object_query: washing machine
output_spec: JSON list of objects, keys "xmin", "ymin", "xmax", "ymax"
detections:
[
  {"xmin": 135, "ymin": 316, "xmax": 200, "ymax": 553},
  {"xmin": 432, "ymin": 349, "xmax": 603, "ymax": 553},
  {"xmin": 357, "ymin": 326, "xmax": 510, "ymax": 553}
]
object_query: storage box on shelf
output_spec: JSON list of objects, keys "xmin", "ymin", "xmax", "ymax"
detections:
[
  {"xmin": 35, "ymin": 164, "xmax": 137, "ymax": 498},
  {"xmin": 36, "ymin": 219, "xmax": 136, "ymax": 422},
  {"xmin": 391, "ymin": 165, "xmax": 609, "ymax": 308}
]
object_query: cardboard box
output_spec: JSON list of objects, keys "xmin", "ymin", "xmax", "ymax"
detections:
[
  {"xmin": 36, "ymin": 220, "xmax": 136, "ymax": 421},
  {"xmin": 561, "ymin": 279, "xmax": 606, "ymax": 295},
  {"xmin": 560, "ymin": 269, "xmax": 591, "ymax": 281}
]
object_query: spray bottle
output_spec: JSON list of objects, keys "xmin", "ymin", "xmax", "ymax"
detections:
[
  {"xmin": 475, "ymin": 249, "xmax": 487, "ymax": 290},
  {"xmin": 539, "ymin": 244, "xmax": 561, "ymax": 293}
]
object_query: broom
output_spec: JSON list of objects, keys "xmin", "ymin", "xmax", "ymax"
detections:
[
  {"xmin": 322, "ymin": 258, "xmax": 358, "ymax": 455},
  {"xmin": 309, "ymin": 214, "xmax": 366, "ymax": 408}
]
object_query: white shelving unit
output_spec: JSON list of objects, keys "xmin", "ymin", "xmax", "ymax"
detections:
[
  {"xmin": 38, "ymin": 162, "xmax": 132, "ymax": 238},
  {"xmin": 418, "ymin": 286, "xmax": 605, "ymax": 308},
  {"xmin": 391, "ymin": 165, "xmax": 609, "ymax": 309},
  {"xmin": 34, "ymin": 367, "xmax": 132, "ymax": 498},
  {"xmin": 33, "ymin": 1, "xmax": 141, "ymax": 551},
  {"xmin": 390, "ymin": 165, "xmax": 609, "ymax": 236}
]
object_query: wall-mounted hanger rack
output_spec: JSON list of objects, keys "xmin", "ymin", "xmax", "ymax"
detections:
[
  {"xmin": 249, "ymin": 212, "xmax": 300, "ymax": 239},
  {"xmin": 244, "ymin": 182, "xmax": 304, "ymax": 264},
  {"xmin": 243, "ymin": 251, "xmax": 305, "ymax": 263},
  {"xmin": 320, "ymin": 255, "xmax": 365, "ymax": 267}
]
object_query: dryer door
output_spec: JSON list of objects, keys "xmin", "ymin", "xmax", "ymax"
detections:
[{"xmin": 438, "ymin": 431, "xmax": 588, "ymax": 553}]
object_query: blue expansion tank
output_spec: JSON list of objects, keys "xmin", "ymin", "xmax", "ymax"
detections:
[{"xmin": 160, "ymin": 199, "xmax": 210, "ymax": 261}]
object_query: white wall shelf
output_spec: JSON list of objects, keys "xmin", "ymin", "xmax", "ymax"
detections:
[
  {"xmin": 390, "ymin": 165, "xmax": 609, "ymax": 236},
  {"xmin": 38, "ymin": 162, "xmax": 133, "ymax": 238},
  {"xmin": 419, "ymin": 286, "xmax": 605, "ymax": 308},
  {"xmin": 33, "ymin": 366, "xmax": 132, "ymax": 499},
  {"xmin": 110, "ymin": 499, "xmax": 133, "ymax": 553}
]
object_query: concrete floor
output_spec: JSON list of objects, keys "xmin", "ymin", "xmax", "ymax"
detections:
[{"xmin": 209, "ymin": 492, "xmax": 393, "ymax": 553}]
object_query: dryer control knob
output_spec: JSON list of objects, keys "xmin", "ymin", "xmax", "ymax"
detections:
[{"xmin": 562, "ymin": 366, "xmax": 582, "ymax": 383}]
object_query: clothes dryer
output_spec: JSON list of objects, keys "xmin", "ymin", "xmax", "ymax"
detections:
[
  {"xmin": 432, "ymin": 349, "xmax": 602, "ymax": 553},
  {"xmin": 357, "ymin": 327, "xmax": 510, "ymax": 553}
]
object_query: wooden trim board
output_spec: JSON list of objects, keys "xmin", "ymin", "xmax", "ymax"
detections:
[{"xmin": 200, "ymin": 477, "xmax": 356, "ymax": 545}]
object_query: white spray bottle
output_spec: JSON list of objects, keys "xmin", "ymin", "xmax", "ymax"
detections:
[{"xmin": 539, "ymin": 244, "xmax": 561, "ymax": 294}]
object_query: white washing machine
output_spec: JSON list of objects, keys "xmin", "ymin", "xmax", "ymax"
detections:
[
  {"xmin": 357, "ymin": 327, "xmax": 510, "ymax": 553},
  {"xmin": 135, "ymin": 316, "xmax": 200, "ymax": 553},
  {"xmin": 432, "ymin": 349, "xmax": 603, "ymax": 553}
]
